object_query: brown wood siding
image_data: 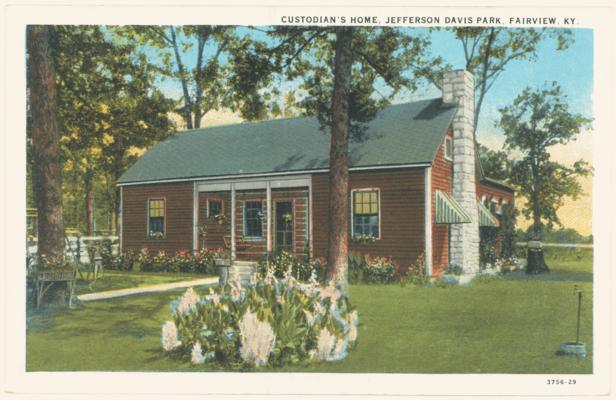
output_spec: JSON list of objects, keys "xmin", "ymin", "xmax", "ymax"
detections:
[
  {"xmin": 122, "ymin": 182, "xmax": 193, "ymax": 254},
  {"xmin": 312, "ymin": 169, "xmax": 425, "ymax": 268},
  {"xmin": 198, "ymin": 191, "xmax": 231, "ymax": 251},
  {"xmin": 431, "ymin": 127, "xmax": 453, "ymax": 275}
]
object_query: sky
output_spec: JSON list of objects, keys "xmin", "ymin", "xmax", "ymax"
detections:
[{"xmin": 150, "ymin": 27, "xmax": 594, "ymax": 235}]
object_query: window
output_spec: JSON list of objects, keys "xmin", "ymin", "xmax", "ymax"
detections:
[
  {"xmin": 243, "ymin": 201, "xmax": 263, "ymax": 238},
  {"xmin": 490, "ymin": 197, "xmax": 500, "ymax": 214},
  {"xmin": 352, "ymin": 189, "xmax": 380, "ymax": 239},
  {"xmin": 148, "ymin": 199, "xmax": 165, "ymax": 238},
  {"xmin": 444, "ymin": 136, "xmax": 453, "ymax": 161},
  {"xmin": 208, "ymin": 199, "xmax": 222, "ymax": 219}
]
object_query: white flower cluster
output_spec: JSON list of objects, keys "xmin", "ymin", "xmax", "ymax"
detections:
[
  {"xmin": 190, "ymin": 342, "xmax": 215, "ymax": 365},
  {"xmin": 228, "ymin": 270, "xmax": 245, "ymax": 303},
  {"xmin": 238, "ymin": 309, "xmax": 276, "ymax": 367},
  {"xmin": 312, "ymin": 328, "xmax": 348, "ymax": 362},
  {"xmin": 161, "ymin": 320, "xmax": 182, "ymax": 351},
  {"xmin": 174, "ymin": 287, "xmax": 200, "ymax": 316},
  {"xmin": 204, "ymin": 288, "xmax": 220, "ymax": 305},
  {"xmin": 318, "ymin": 281, "xmax": 342, "ymax": 303}
]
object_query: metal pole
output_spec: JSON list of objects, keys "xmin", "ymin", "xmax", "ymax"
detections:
[{"xmin": 576, "ymin": 291, "xmax": 582, "ymax": 344}]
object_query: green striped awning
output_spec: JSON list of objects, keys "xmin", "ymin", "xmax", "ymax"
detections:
[
  {"xmin": 478, "ymin": 201, "xmax": 500, "ymax": 227},
  {"xmin": 435, "ymin": 191, "xmax": 471, "ymax": 224}
]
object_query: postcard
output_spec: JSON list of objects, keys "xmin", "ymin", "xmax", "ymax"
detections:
[{"xmin": 2, "ymin": 1, "xmax": 613, "ymax": 398}]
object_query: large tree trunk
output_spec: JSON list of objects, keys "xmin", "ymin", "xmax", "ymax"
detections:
[
  {"xmin": 326, "ymin": 27, "xmax": 353, "ymax": 296},
  {"xmin": 84, "ymin": 169, "xmax": 94, "ymax": 235},
  {"xmin": 527, "ymin": 154, "xmax": 549, "ymax": 274},
  {"xmin": 28, "ymin": 25, "xmax": 64, "ymax": 258}
]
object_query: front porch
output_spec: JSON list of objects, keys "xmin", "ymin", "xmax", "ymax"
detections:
[{"xmin": 193, "ymin": 176, "xmax": 312, "ymax": 263}]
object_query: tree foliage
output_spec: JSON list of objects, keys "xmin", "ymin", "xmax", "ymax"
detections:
[
  {"xmin": 477, "ymin": 143, "xmax": 511, "ymax": 181},
  {"xmin": 497, "ymin": 82, "xmax": 591, "ymax": 238},
  {"xmin": 115, "ymin": 26, "xmax": 242, "ymax": 129},
  {"xmin": 53, "ymin": 26, "xmax": 175, "ymax": 233}
]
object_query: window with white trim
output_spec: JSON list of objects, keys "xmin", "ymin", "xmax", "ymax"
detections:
[
  {"xmin": 444, "ymin": 136, "xmax": 453, "ymax": 161},
  {"xmin": 207, "ymin": 199, "xmax": 223, "ymax": 219},
  {"xmin": 352, "ymin": 189, "xmax": 380, "ymax": 239},
  {"xmin": 243, "ymin": 201, "xmax": 263, "ymax": 238},
  {"xmin": 148, "ymin": 199, "xmax": 165, "ymax": 238}
]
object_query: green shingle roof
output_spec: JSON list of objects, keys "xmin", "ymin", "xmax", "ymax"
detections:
[{"xmin": 118, "ymin": 98, "xmax": 456, "ymax": 185}]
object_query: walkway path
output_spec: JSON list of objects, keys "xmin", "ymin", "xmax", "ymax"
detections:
[{"xmin": 76, "ymin": 277, "xmax": 218, "ymax": 302}]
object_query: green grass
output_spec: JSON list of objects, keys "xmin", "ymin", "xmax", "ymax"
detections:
[
  {"xmin": 74, "ymin": 271, "xmax": 213, "ymax": 295},
  {"xmin": 27, "ymin": 257, "xmax": 592, "ymax": 373}
]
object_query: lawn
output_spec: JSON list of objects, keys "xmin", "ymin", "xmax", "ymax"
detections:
[
  {"xmin": 27, "ymin": 256, "xmax": 592, "ymax": 373},
  {"xmin": 73, "ymin": 271, "xmax": 213, "ymax": 295}
]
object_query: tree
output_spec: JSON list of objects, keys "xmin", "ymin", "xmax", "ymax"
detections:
[
  {"xmin": 326, "ymin": 27, "xmax": 354, "ymax": 290},
  {"xmin": 27, "ymin": 25, "xmax": 65, "ymax": 257},
  {"xmin": 54, "ymin": 26, "xmax": 175, "ymax": 234},
  {"xmin": 116, "ymin": 26, "xmax": 237, "ymax": 129},
  {"xmin": 497, "ymin": 82, "xmax": 591, "ymax": 272},
  {"xmin": 477, "ymin": 143, "xmax": 511, "ymax": 181},
  {"xmin": 231, "ymin": 27, "xmax": 436, "ymax": 294}
]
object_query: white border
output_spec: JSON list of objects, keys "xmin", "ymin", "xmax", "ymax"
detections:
[{"xmin": 2, "ymin": 2, "xmax": 613, "ymax": 398}]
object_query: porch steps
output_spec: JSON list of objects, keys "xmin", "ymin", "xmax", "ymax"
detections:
[{"xmin": 230, "ymin": 261, "xmax": 258, "ymax": 285}]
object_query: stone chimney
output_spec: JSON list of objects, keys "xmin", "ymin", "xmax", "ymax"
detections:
[{"xmin": 442, "ymin": 70, "xmax": 480, "ymax": 273}]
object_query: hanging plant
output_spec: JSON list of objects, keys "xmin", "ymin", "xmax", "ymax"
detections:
[{"xmin": 282, "ymin": 212, "xmax": 293, "ymax": 224}]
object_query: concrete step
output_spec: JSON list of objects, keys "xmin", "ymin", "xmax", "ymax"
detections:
[{"xmin": 230, "ymin": 262, "xmax": 257, "ymax": 285}]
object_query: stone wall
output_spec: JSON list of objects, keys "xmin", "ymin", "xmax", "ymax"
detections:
[{"xmin": 442, "ymin": 70, "xmax": 480, "ymax": 273}]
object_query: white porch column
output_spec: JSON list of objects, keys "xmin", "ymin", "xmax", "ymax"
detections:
[
  {"xmin": 266, "ymin": 181, "xmax": 272, "ymax": 253},
  {"xmin": 308, "ymin": 178, "xmax": 313, "ymax": 258},
  {"xmin": 424, "ymin": 166, "xmax": 433, "ymax": 276},
  {"xmin": 192, "ymin": 182, "xmax": 198, "ymax": 254},
  {"xmin": 119, "ymin": 186, "xmax": 123, "ymax": 254},
  {"xmin": 231, "ymin": 183, "xmax": 236, "ymax": 260}
]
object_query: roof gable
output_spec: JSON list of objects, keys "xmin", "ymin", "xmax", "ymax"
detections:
[{"xmin": 118, "ymin": 98, "xmax": 456, "ymax": 184}]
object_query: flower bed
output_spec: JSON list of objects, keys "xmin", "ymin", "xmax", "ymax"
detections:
[
  {"xmin": 105, "ymin": 248, "xmax": 224, "ymax": 275},
  {"xmin": 348, "ymin": 253, "xmax": 427, "ymax": 285},
  {"xmin": 161, "ymin": 270, "xmax": 358, "ymax": 368}
]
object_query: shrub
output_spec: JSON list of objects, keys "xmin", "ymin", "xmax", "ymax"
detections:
[
  {"xmin": 479, "ymin": 234, "xmax": 498, "ymax": 266},
  {"xmin": 404, "ymin": 254, "xmax": 428, "ymax": 286},
  {"xmin": 474, "ymin": 273, "xmax": 500, "ymax": 284},
  {"xmin": 348, "ymin": 253, "xmax": 425, "ymax": 285},
  {"xmin": 258, "ymin": 251, "xmax": 324, "ymax": 282},
  {"xmin": 362, "ymin": 256, "xmax": 396, "ymax": 284},
  {"xmin": 444, "ymin": 264, "xmax": 464, "ymax": 276},
  {"xmin": 494, "ymin": 256, "xmax": 522, "ymax": 273},
  {"xmin": 161, "ymin": 270, "xmax": 359, "ymax": 368}
]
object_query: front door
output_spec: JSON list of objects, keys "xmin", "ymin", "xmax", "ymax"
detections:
[{"xmin": 274, "ymin": 201, "xmax": 294, "ymax": 253}]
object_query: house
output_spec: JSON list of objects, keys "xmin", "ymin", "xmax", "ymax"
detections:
[{"xmin": 117, "ymin": 70, "xmax": 514, "ymax": 276}]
